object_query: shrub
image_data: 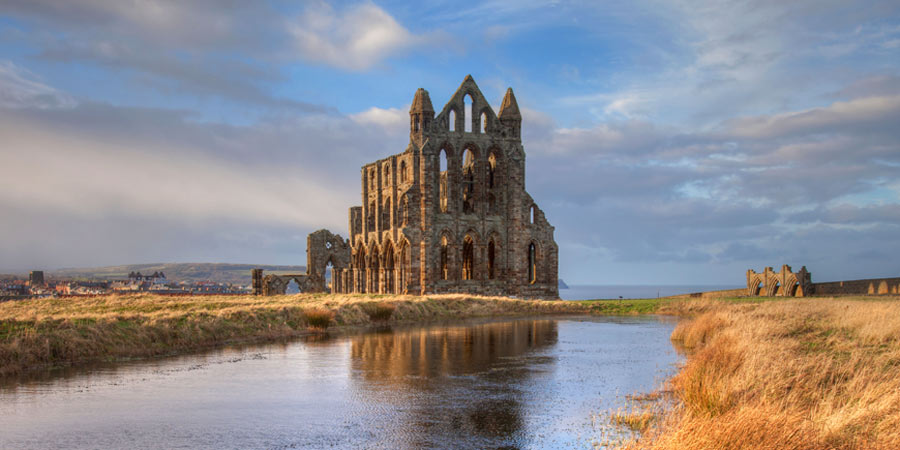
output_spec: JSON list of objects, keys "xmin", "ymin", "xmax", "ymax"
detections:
[
  {"xmin": 303, "ymin": 308, "xmax": 334, "ymax": 330},
  {"xmin": 364, "ymin": 302, "xmax": 396, "ymax": 322}
]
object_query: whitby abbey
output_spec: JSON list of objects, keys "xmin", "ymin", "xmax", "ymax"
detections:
[{"xmin": 254, "ymin": 76, "xmax": 559, "ymax": 298}]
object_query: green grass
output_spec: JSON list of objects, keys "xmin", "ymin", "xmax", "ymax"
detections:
[{"xmin": 576, "ymin": 298, "xmax": 670, "ymax": 315}]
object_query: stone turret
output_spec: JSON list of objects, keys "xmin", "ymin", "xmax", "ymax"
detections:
[
  {"xmin": 409, "ymin": 88, "xmax": 434, "ymax": 145},
  {"xmin": 498, "ymin": 87, "xmax": 522, "ymax": 138}
]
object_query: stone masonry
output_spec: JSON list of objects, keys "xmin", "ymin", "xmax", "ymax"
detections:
[{"xmin": 256, "ymin": 76, "xmax": 559, "ymax": 298}]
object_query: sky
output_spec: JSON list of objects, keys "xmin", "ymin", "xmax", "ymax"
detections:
[{"xmin": 0, "ymin": 0, "xmax": 898, "ymax": 285}]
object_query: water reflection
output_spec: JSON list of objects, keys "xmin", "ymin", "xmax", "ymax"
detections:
[
  {"xmin": 0, "ymin": 316, "xmax": 679, "ymax": 449},
  {"xmin": 347, "ymin": 320, "xmax": 558, "ymax": 448}
]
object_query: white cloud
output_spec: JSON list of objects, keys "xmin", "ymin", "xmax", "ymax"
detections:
[
  {"xmin": 722, "ymin": 94, "xmax": 900, "ymax": 139},
  {"xmin": 287, "ymin": 2, "xmax": 423, "ymax": 70},
  {"xmin": 350, "ymin": 106, "xmax": 408, "ymax": 131},
  {"xmin": 0, "ymin": 112, "xmax": 350, "ymax": 231},
  {"xmin": 0, "ymin": 60, "xmax": 75, "ymax": 109}
]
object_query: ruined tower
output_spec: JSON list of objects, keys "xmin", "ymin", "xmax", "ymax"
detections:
[{"xmin": 336, "ymin": 75, "xmax": 559, "ymax": 298}]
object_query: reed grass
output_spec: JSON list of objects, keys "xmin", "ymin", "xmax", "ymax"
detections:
[
  {"xmin": 303, "ymin": 307, "xmax": 333, "ymax": 330},
  {"xmin": 618, "ymin": 295, "xmax": 900, "ymax": 449},
  {"xmin": 0, "ymin": 293, "xmax": 589, "ymax": 377}
]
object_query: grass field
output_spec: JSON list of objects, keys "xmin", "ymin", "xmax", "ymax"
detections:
[{"xmin": 613, "ymin": 295, "xmax": 900, "ymax": 449}]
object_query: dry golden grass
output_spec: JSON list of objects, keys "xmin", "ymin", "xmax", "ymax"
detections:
[
  {"xmin": 620, "ymin": 296, "xmax": 900, "ymax": 450},
  {"xmin": 0, "ymin": 293, "xmax": 588, "ymax": 377},
  {"xmin": 302, "ymin": 307, "xmax": 334, "ymax": 329}
]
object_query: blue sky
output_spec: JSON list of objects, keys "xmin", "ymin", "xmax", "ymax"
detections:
[{"xmin": 0, "ymin": 0, "xmax": 898, "ymax": 285}]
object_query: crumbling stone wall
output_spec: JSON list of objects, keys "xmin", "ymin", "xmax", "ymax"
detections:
[{"xmin": 256, "ymin": 229, "xmax": 351, "ymax": 295}]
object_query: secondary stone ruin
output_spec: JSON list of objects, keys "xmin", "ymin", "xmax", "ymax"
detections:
[
  {"xmin": 746, "ymin": 265, "xmax": 900, "ymax": 297},
  {"xmin": 256, "ymin": 76, "xmax": 558, "ymax": 298},
  {"xmin": 746, "ymin": 265, "xmax": 813, "ymax": 297}
]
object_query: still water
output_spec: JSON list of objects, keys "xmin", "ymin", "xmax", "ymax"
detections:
[{"xmin": 0, "ymin": 316, "xmax": 680, "ymax": 449}]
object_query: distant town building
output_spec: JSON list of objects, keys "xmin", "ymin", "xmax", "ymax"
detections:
[{"xmin": 29, "ymin": 270, "xmax": 45, "ymax": 286}]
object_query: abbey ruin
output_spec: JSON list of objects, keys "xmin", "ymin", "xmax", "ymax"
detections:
[{"xmin": 255, "ymin": 76, "xmax": 559, "ymax": 298}]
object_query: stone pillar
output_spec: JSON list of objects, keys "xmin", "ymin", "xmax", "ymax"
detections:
[{"xmin": 251, "ymin": 269, "xmax": 263, "ymax": 296}]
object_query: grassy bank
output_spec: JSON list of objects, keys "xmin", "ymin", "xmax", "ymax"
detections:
[
  {"xmin": 0, "ymin": 293, "xmax": 594, "ymax": 377},
  {"xmin": 618, "ymin": 295, "xmax": 900, "ymax": 449}
]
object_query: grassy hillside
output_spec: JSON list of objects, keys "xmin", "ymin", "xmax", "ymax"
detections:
[{"xmin": 48, "ymin": 263, "xmax": 306, "ymax": 285}]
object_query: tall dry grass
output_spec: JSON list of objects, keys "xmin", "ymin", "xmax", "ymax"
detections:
[
  {"xmin": 0, "ymin": 293, "xmax": 588, "ymax": 377},
  {"xmin": 621, "ymin": 296, "xmax": 900, "ymax": 449}
]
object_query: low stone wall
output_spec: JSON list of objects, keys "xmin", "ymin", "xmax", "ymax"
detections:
[{"xmin": 812, "ymin": 277, "xmax": 900, "ymax": 295}]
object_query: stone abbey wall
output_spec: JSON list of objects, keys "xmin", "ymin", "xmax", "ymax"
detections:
[
  {"xmin": 743, "ymin": 265, "xmax": 899, "ymax": 298},
  {"xmin": 256, "ymin": 76, "xmax": 559, "ymax": 299},
  {"xmin": 812, "ymin": 277, "xmax": 900, "ymax": 295}
]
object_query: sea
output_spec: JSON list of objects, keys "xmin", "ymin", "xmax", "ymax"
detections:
[{"xmin": 559, "ymin": 284, "xmax": 742, "ymax": 300}]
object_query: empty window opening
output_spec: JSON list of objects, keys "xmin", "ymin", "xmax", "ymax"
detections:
[
  {"xmin": 367, "ymin": 201, "xmax": 376, "ymax": 231},
  {"xmin": 440, "ymin": 237, "xmax": 449, "ymax": 280},
  {"xmin": 529, "ymin": 205, "xmax": 536, "ymax": 224},
  {"xmin": 325, "ymin": 260, "xmax": 333, "ymax": 290},
  {"xmin": 481, "ymin": 112, "xmax": 488, "ymax": 133},
  {"xmin": 400, "ymin": 195, "xmax": 409, "ymax": 226},
  {"xmin": 488, "ymin": 153, "xmax": 497, "ymax": 189},
  {"xmin": 464, "ymin": 94, "xmax": 473, "ymax": 132},
  {"xmin": 449, "ymin": 110, "xmax": 456, "ymax": 132},
  {"xmin": 414, "ymin": 113, "xmax": 420, "ymax": 132},
  {"xmin": 381, "ymin": 198, "xmax": 392, "ymax": 230},
  {"xmin": 383, "ymin": 241, "xmax": 395, "ymax": 294},
  {"xmin": 488, "ymin": 193, "xmax": 497, "ymax": 216},
  {"xmin": 399, "ymin": 161, "xmax": 407, "ymax": 183},
  {"xmin": 462, "ymin": 235, "xmax": 475, "ymax": 280},
  {"xmin": 528, "ymin": 243, "xmax": 537, "ymax": 284},
  {"xmin": 355, "ymin": 247, "xmax": 366, "ymax": 293},
  {"xmin": 488, "ymin": 240, "xmax": 496, "ymax": 279},
  {"xmin": 439, "ymin": 149, "xmax": 449, "ymax": 213},
  {"xmin": 384, "ymin": 165, "xmax": 390, "ymax": 186},
  {"xmin": 286, "ymin": 279, "xmax": 301, "ymax": 294},
  {"xmin": 462, "ymin": 149, "xmax": 476, "ymax": 214},
  {"xmin": 370, "ymin": 247, "xmax": 380, "ymax": 293},
  {"xmin": 399, "ymin": 241, "xmax": 409, "ymax": 293}
]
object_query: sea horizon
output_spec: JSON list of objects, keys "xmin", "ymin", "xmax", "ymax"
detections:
[{"xmin": 559, "ymin": 284, "xmax": 743, "ymax": 300}]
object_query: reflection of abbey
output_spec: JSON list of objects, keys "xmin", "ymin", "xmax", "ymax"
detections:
[{"xmin": 253, "ymin": 76, "xmax": 559, "ymax": 298}]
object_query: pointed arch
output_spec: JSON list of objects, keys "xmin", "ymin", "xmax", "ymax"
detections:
[
  {"xmin": 383, "ymin": 240, "xmax": 395, "ymax": 294},
  {"xmin": 398, "ymin": 238, "xmax": 411, "ymax": 294},
  {"xmin": 381, "ymin": 197, "xmax": 392, "ymax": 230},
  {"xmin": 464, "ymin": 93, "xmax": 473, "ymax": 132},
  {"xmin": 369, "ymin": 244, "xmax": 381, "ymax": 293},
  {"xmin": 367, "ymin": 200, "xmax": 376, "ymax": 231},
  {"xmin": 487, "ymin": 238, "xmax": 497, "ymax": 280},
  {"xmin": 440, "ymin": 235, "xmax": 450, "ymax": 281},
  {"xmin": 462, "ymin": 234, "xmax": 476, "ymax": 280},
  {"xmin": 461, "ymin": 146, "xmax": 477, "ymax": 214},
  {"xmin": 355, "ymin": 243, "xmax": 367, "ymax": 293},
  {"xmin": 399, "ymin": 193, "xmax": 410, "ymax": 226},
  {"xmin": 448, "ymin": 109, "xmax": 456, "ymax": 132},
  {"xmin": 527, "ymin": 241, "xmax": 538, "ymax": 284},
  {"xmin": 439, "ymin": 146, "xmax": 450, "ymax": 213}
]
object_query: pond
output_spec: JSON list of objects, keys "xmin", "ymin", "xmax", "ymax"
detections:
[{"xmin": 0, "ymin": 316, "xmax": 681, "ymax": 449}]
